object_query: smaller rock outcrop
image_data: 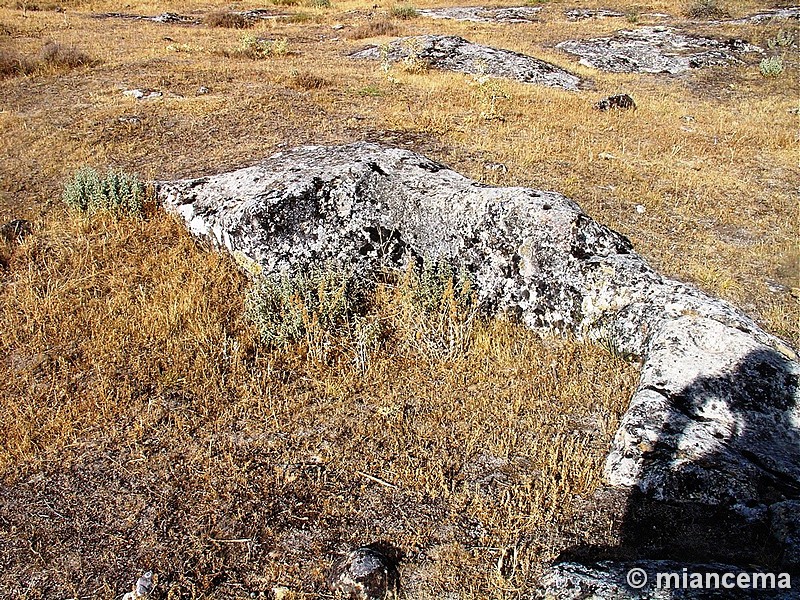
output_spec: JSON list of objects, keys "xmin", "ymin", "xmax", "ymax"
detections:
[
  {"xmin": 595, "ymin": 94, "xmax": 636, "ymax": 111},
  {"xmin": 417, "ymin": 6, "xmax": 542, "ymax": 23},
  {"xmin": 351, "ymin": 35, "xmax": 584, "ymax": 89},
  {"xmin": 91, "ymin": 12, "xmax": 200, "ymax": 24},
  {"xmin": 556, "ymin": 27, "xmax": 760, "ymax": 74},
  {"xmin": 564, "ymin": 8, "xmax": 624, "ymax": 21}
]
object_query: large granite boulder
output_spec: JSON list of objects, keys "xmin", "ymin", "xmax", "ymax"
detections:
[
  {"xmin": 157, "ymin": 142, "xmax": 799, "ymax": 591},
  {"xmin": 556, "ymin": 26, "xmax": 760, "ymax": 73},
  {"xmin": 350, "ymin": 35, "xmax": 584, "ymax": 89}
]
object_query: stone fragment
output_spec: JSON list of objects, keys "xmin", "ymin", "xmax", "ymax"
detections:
[
  {"xmin": 328, "ymin": 547, "xmax": 393, "ymax": 599},
  {"xmin": 595, "ymin": 93, "xmax": 636, "ymax": 111}
]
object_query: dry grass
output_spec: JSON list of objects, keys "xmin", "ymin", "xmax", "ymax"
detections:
[
  {"xmin": 0, "ymin": 211, "xmax": 636, "ymax": 597},
  {"xmin": 348, "ymin": 19, "xmax": 399, "ymax": 40},
  {"xmin": 203, "ymin": 11, "xmax": 253, "ymax": 29},
  {"xmin": 290, "ymin": 69, "xmax": 329, "ymax": 89},
  {"xmin": 0, "ymin": 0, "xmax": 797, "ymax": 596},
  {"xmin": 0, "ymin": 41, "xmax": 92, "ymax": 78}
]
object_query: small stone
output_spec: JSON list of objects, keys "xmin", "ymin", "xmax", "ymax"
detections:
[
  {"xmin": 328, "ymin": 547, "xmax": 393, "ymax": 600},
  {"xmin": 595, "ymin": 93, "xmax": 636, "ymax": 111},
  {"xmin": 123, "ymin": 89, "xmax": 162, "ymax": 100},
  {"xmin": 483, "ymin": 162, "xmax": 508, "ymax": 173},
  {"xmin": 635, "ymin": 204, "xmax": 646, "ymax": 214},
  {"xmin": 197, "ymin": 86, "xmax": 210, "ymax": 95}
]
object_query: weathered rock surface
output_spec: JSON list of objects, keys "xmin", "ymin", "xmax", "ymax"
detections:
[
  {"xmin": 536, "ymin": 560, "xmax": 798, "ymax": 599},
  {"xmin": 91, "ymin": 12, "xmax": 200, "ymax": 24},
  {"xmin": 350, "ymin": 35, "xmax": 584, "ymax": 89},
  {"xmin": 564, "ymin": 8, "xmax": 624, "ymax": 21},
  {"xmin": 417, "ymin": 6, "xmax": 542, "ymax": 23},
  {"xmin": 158, "ymin": 142, "xmax": 800, "ymax": 577},
  {"xmin": 556, "ymin": 26, "xmax": 760, "ymax": 73}
]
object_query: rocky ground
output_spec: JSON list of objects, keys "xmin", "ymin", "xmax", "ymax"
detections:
[{"xmin": 0, "ymin": 0, "xmax": 798, "ymax": 598}]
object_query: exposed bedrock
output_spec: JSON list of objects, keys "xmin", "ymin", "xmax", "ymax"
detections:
[
  {"xmin": 556, "ymin": 26, "xmax": 761, "ymax": 74},
  {"xmin": 157, "ymin": 143, "xmax": 799, "ymax": 577},
  {"xmin": 350, "ymin": 35, "xmax": 584, "ymax": 89},
  {"xmin": 416, "ymin": 6, "xmax": 542, "ymax": 23}
]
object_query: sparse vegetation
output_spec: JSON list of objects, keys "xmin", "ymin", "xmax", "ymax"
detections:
[
  {"xmin": 291, "ymin": 69, "xmax": 329, "ymax": 89},
  {"xmin": 348, "ymin": 18, "xmax": 398, "ymax": 39},
  {"xmin": 231, "ymin": 35, "xmax": 289, "ymax": 59},
  {"xmin": 683, "ymin": 0, "xmax": 728, "ymax": 19},
  {"xmin": 203, "ymin": 11, "xmax": 252, "ymax": 28},
  {"xmin": 38, "ymin": 40, "xmax": 93, "ymax": 69},
  {"xmin": 308, "ymin": 0, "xmax": 331, "ymax": 8}
]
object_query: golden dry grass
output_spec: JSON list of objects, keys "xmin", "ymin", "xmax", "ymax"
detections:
[
  {"xmin": 0, "ymin": 0, "xmax": 797, "ymax": 596},
  {"xmin": 0, "ymin": 211, "xmax": 636, "ymax": 597}
]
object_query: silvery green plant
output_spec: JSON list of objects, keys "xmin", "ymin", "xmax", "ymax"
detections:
[{"xmin": 62, "ymin": 167, "xmax": 145, "ymax": 216}]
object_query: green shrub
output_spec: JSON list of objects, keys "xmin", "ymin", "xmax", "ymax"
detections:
[
  {"xmin": 308, "ymin": 0, "xmax": 330, "ymax": 8},
  {"xmin": 760, "ymin": 55, "xmax": 784, "ymax": 77},
  {"xmin": 62, "ymin": 167, "xmax": 145, "ymax": 216},
  {"xmin": 246, "ymin": 267, "xmax": 361, "ymax": 346},
  {"xmin": 389, "ymin": 4, "xmax": 417, "ymax": 19},
  {"xmin": 235, "ymin": 36, "xmax": 289, "ymax": 59}
]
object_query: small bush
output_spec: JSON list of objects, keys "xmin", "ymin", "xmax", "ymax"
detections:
[
  {"xmin": 683, "ymin": 0, "xmax": 728, "ymax": 18},
  {"xmin": 356, "ymin": 84, "xmax": 383, "ymax": 97},
  {"xmin": 62, "ymin": 167, "xmax": 145, "ymax": 217},
  {"xmin": 760, "ymin": 55, "xmax": 784, "ymax": 77},
  {"xmin": 348, "ymin": 19, "xmax": 398, "ymax": 40},
  {"xmin": 0, "ymin": 48, "xmax": 35, "ymax": 79},
  {"xmin": 291, "ymin": 70, "xmax": 329, "ymax": 89},
  {"xmin": 308, "ymin": 0, "xmax": 330, "ymax": 8},
  {"xmin": 272, "ymin": 0, "xmax": 300, "ymax": 6},
  {"xmin": 246, "ymin": 268, "xmax": 362, "ymax": 348},
  {"xmin": 204, "ymin": 11, "xmax": 252, "ymax": 29},
  {"xmin": 38, "ymin": 41, "xmax": 92, "ymax": 69},
  {"xmin": 389, "ymin": 4, "xmax": 417, "ymax": 19},
  {"xmin": 233, "ymin": 36, "xmax": 289, "ymax": 59}
]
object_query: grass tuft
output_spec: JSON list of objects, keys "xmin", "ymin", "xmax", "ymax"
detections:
[
  {"xmin": 38, "ymin": 40, "xmax": 93, "ymax": 69},
  {"xmin": 683, "ymin": 0, "xmax": 729, "ymax": 18},
  {"xmin": 291, "ymin": 69, "xmax": 329, "ymax": 89},
  {"xmin": 348, "ymin": 19, "xmax": 398, "ymax": 39},
  {"xmin": 203, "ymin": 11, "xmax": 253, "ymax": 28},
  {"xmin": 389, "ymin": 4, "xmax": 417, "ymax": 19}
]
